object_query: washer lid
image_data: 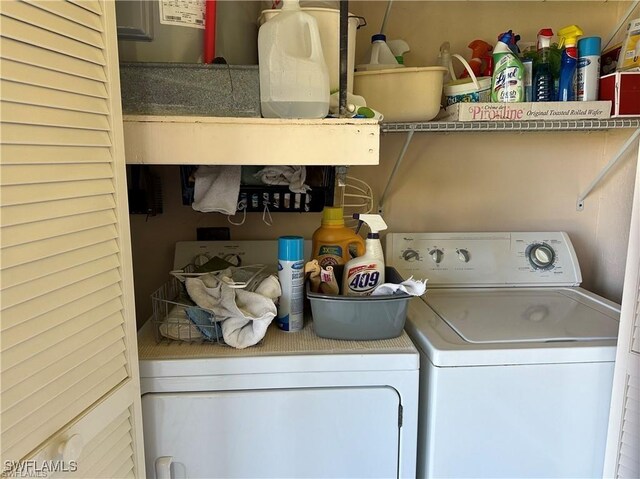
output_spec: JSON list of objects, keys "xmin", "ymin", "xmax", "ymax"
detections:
[{"xmin": 426, "ymin": 289, "xmax": 619, "ymax": 344}]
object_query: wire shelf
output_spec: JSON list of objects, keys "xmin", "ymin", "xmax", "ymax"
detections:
[{"xmin": 381, "ymin": 118, "xmax": 640, "ymax": 133}]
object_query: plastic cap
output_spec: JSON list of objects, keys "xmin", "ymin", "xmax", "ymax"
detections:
[
  {"xmin": 578, "ymin": 37, "xmax": 601, "ymax": 57},
  {"xmin": 278, "ymin": 236, "xmax": 304, "ymax": 261},
  {"xmin": 372, "ymin": 33, "xmax": 387, "ymax": 43},
  {"xmin": 321, "ymin": 207, "xmax": 345, "ymax": 226}
]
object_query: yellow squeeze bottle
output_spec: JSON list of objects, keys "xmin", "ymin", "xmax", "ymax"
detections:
[{"xmin": 312, "ymin": 207, "xmax": 365, "ymax": 268}]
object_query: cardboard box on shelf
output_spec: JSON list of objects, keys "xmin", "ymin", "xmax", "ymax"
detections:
[
  {"xmin": 437, "ymin": 101, "xmax": 612, "ymax": 122},
  {"xmin": 599, "ymin": 71, "xmax": 640, "ymax": 117}
]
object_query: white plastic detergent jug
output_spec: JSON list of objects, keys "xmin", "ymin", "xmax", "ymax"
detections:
[{"xmin": 258, "ymin": 0, "xmax": 330, "ymax": 118}]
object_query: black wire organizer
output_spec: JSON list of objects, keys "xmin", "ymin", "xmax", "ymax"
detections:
[{"xmin": 180, "ymin": 166, "xmax": 335, "ymax": 213}]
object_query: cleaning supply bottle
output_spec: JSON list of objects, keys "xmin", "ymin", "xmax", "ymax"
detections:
[
  {"xmin": 460, "ymin": 40, "xmax": 493, "ymax": 78},
  {"xmin": 258, "ymin": 0, "xmax": 329, "ymax": 118},
  {"xmin": 312, "ymin": 207, "xmax": 365, "ymax": 269},
  {"xmin": 577, "ymin": 37, "xmax": 601, "ymax": 101},
  {"xmin": 491, "ymin": 31, "xmax": 525, "ymax": 103},
  {"xmin": 534, "ymin": 28, "xmax": 554, "ymax": 102},
  {"xmin": 557, "ymin": 25, "xmax": 584, "ymax": 101},
  {"xmin": 277, "ymin": 236, "xmax": 305, "ymax": 332},
  {"xmin": 387, "ymin": 39, "xmax": 410, "ymax": 65},
  {"xmin": 438, "ymin": 42, "xmax": 453, "ymax": 84},
  {"xmin": 342, "ymin": 214, "xmax": 387, "ymax": 296},
  {"xmin": 369, "ymin": 34, "xmax": 400, "ymax": 66}
]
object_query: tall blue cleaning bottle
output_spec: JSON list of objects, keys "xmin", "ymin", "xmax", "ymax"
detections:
[
  {"xmin": 534, "ymin": 28, "xmax": 554, "ymax": 102},
  {"xmin": 557, "ymin": 25, "xmax": 583, "ymax": 101}
]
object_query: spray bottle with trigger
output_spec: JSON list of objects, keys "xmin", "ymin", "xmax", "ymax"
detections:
[
  {"xmin": 342, "ymin": 214, "xmax": 387, "ymax": 296},
  {"xmin": 557, "ymin": 25, "xmax": 583, "ymax": 101},
  {"xmin": 460, "ymin": 40, "xmax": 494, "ymax": 78}
]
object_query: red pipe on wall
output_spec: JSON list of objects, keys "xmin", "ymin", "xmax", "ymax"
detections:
[{"xmin": 204, "ymin": 0, "xmax": 216, "ymax": 63}]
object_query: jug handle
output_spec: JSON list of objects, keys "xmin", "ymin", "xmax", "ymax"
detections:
[
  {"xmin": 301, "ymin": 15, "xmax": 324, "ymax": 61},
  {"xmin": 352, "ymin": 237, "xmax": 366, "ymax": 257},
  {"xmin": 450, "ymin": 54, "xmax": 481, "ymax": 90}
]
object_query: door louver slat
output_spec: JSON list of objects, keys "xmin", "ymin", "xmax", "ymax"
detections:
[
  {"xmin": 1, "ymin": 101, "xmax": 110, "ymax": 131},
  {"xmin": 25, "ymin": 0, "xmax": 103, "ymax": 32},
  {"xmin": 2, "ymin": 301, "xmax": 123, "ymax": 388},
  {"xmin": 0, "ymin": 14, "xmax": 105, "ymax": 65},
  {"xmin": 2, "ymin": 255, "xmax": 119, "ymax": 309},
  {"xmin": 0, "ymin": 144, "xmax": 112, "ymax": 164},
  {"xmin": 0, "ymin": 240, "xmax": 118, "ymax": 288},
  {"xmin": 0, "ymin": 1, "xmax": 104, "ymax": 48},
  {"xmin": 2, "ymin": 269, "xmax": 121, "ymax": 329},
  {"xmin": 1, "ymin": 59, "xmax": 107, "ymax": 98},
  {"xmin": 1, "ymin": 163, "xmax": 113, "ymax": 186},
  {"xmin": 0, "ymin": 37, "xmax": 106, "ymax": 81},
  {"xmin": 1, "ymin": 195, "xmax": 115, "ymax": 227},
  {"xmin": 67, "ymin": 0, "xmax": 102, "ymax": 15},
  {"xmin": 2, "ymin": 211, "xmax": 116, "ymax": 248},
  {"xmin": 2, "ymin": 326, "xmax": 124, "ymax": 400},
  {"xmin": 1, "ymin": 80, "xmax": 109, "ymax": 114}
]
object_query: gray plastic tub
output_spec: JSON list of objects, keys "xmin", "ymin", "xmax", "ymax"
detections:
[{"xmin": 307, "ymin": 267, "xmax": 411, "ymax": 340}]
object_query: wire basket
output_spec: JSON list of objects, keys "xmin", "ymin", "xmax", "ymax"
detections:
[{"xmin": 151, "ymin": 265, "xmax": 225, "ymax": 344}]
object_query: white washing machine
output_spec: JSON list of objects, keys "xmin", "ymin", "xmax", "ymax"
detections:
[
  {"xmin": 387, "ymin": 232, "xmax": 620, "ymax": 479},
  {"xmin": 138, "ymin": 241, "xmax": 419, "ymax": 478}
]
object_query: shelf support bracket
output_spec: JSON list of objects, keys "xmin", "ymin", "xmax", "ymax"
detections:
[
  {"xmin": 577, "ymin": 128, "xmax": 640, "ymax": 211},
  {"xmin": 377, "ymin": 126, "xmax": 416, "ymax": 215}
]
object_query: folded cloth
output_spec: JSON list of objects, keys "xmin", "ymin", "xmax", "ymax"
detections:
[
  {"xmin": 192, "ymin": 165, "xmax": 241, "ymax": 214},
  {"xmin": 185, "ymin": 307, "xmax": 223, "ymax": 341},
  {"xmin": 371, "ymin": 277, "xmax": 428, "ymax": 297},
  {"xmin": 185, "ymin": 271, "xmax": 281, "ymax": 349},
  {"xmin": 254, "ymin": 166, "xmax": 310, "ymax": 194}
]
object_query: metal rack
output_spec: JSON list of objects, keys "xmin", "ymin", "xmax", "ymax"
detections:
[
  {"xmin": 377, "ymin": 118, "xmax": 640, "ymax": 213},
  {"xmin": 381, "ymin": 118, "xmax": 640, "ymax": 133}
]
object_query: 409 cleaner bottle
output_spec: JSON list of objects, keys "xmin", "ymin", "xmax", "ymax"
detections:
[{"xmin": 342, "ymin": 214, "xmax": 387, "ymax": 296}]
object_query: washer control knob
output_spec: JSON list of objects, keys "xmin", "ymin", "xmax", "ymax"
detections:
[
  {"xmin": 402, "ymin": 249, "xmax": 420, "ymax": 262},
  {"xmin": 429, "ymin": 248, "xmax": 444, "ymax": 264},
  {"xmin": 457, "ymin": 249, "xmax": 470, "ymax": 263},
  {"xmin": 527, "ymin": 243, "xmax": 556, "ymax": 270}
]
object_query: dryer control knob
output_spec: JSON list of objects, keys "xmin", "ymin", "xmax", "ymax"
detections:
[
  {"xmin": 429, "ymin": 248, "xmax": 443, "ymax": 264},
  {"xmin": 527, "ymin": 243, "xmax": 555, "ymax": 270},
  {"xmin": 402, "ymin": 249, "xmax": 420, "ymax": 262},
  {"xmin": 457, "ymin": 249, "xmax": 470, "ymax": 263}
]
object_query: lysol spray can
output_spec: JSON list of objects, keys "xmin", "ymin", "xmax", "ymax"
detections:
[
  {"xmin": 577, "ymin": 37, "xmax": 601, "ymax": 101},
  {"xmin": 277, "ymin": 236, "xmax": 304, "ymax": 332}
]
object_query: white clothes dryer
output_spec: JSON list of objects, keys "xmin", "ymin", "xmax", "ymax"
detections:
[
  {"xmin": 387, "ymin": 232, "xmax": 620, "ymax": 479},
  {"xmin": 138, "ymin": 241, "xmax": 419, "ymax": 479}
]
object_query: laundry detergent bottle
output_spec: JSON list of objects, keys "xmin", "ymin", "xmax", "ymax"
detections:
[
  {"xmin": 312, "ymin": 207, "xmax": 365, "ymax": 269},
  {"xmin": 557, "ymin": 25, "xmax": 583, "ymax": 101},
  {"xmin": 491, "ymin": 31, "xmax": 525, "ymax": 102},
  {"xmin": 342, "ymin": 214, "xmax": 388, "ymax": 296}
]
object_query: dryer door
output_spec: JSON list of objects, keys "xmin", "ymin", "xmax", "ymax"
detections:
[{"xmin": 142, "ymin": 386, "xmax": 401, "ymax": 478}]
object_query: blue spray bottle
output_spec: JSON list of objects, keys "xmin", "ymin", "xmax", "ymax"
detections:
[{"xmin": 557, "ymin": 25, "xmax": 583, "ymax": 101}]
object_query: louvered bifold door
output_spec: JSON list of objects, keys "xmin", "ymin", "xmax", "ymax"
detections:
[
  {"xmin": 604, "ymin": 143, "xmax": 640, "ymax": 479},
  {"xmin": 0, "ymin": 0, "xmax": 144, "ymax": 474}
]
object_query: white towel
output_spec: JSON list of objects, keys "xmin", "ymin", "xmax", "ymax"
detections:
[
  {"xmin": 192, "ymin": 165, "xmax": 241, "ymax": 214},
  {"xmin": 254, "ymin": 166, "xmax": 310, "ymax": 194},
  {"xmin": 371, "ymin": 277, "xmax": 428, "ymax": 297},
  {"xmin": 185, "ymin": 272, "xmax": 281, "ymax": 349}
]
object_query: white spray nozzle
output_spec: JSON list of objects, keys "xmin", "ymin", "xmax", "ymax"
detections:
[{"xmin": 354, "ymin": 213, "xmax": 387, "ymax": 234}]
